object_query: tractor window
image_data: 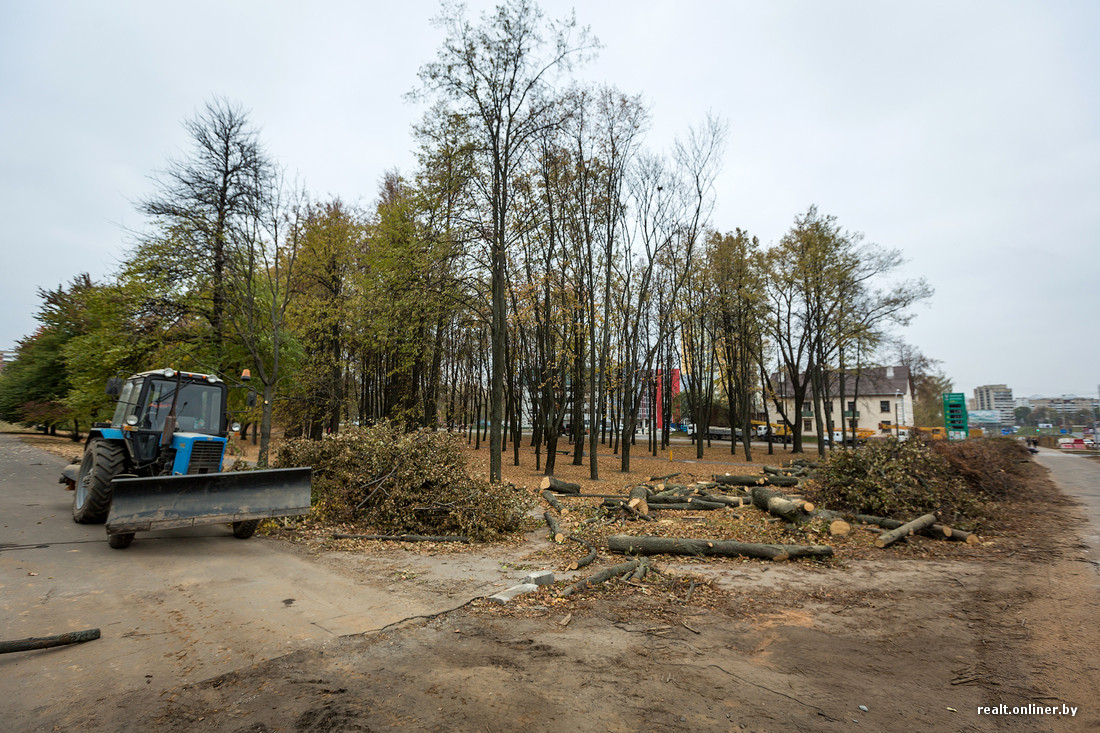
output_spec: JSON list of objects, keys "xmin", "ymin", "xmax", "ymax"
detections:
[
  {"xmin": 141, "ymin": 379, "xmax": 224, "ymax": 435},
  {"xmin": 111, "ymin": 380, "xmax": 141, "ymax": 427}
]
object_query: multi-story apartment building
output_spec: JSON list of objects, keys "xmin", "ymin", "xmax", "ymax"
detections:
[
  {"xmin": 1026, "ymin": 395, "xmax": 1098, "ymax": 416},
  {"xmin": 973, "ymin": 384, "xmax": 1014, "ymax": 425}
]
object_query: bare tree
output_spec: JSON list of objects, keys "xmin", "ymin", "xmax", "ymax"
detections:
[
  {"xmin": 141, "ymin": 97, "xmax": 271, "ymax": 362},
  {"xmin": 225, "ymin": 171, "xmax": 305, "ymax": 466},
  {"xmin": 415, "ymin": 0, "xmax": 596, "ymax": 482}
]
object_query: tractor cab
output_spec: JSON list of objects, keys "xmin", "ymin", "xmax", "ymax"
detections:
[{"xmin": 105, "ymin": 369, "xmax": 230, "ymax": 474}]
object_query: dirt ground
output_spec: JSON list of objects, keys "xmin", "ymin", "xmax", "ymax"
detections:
[{"xmin": 14, "ymin": 429, "xmax": 1100, "ymax": 732}]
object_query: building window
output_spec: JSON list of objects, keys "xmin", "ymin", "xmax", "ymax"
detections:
[
  {"xmin": 880, "ymin": 400, "xmax": 890, "ymax": 413},
  {"xmin": 803, "ymin": 419, "xmax": 812, "ymax": 433},
  {"xmin": 847, "ymin": 401, "xmax": 856, "ymax": 412}
]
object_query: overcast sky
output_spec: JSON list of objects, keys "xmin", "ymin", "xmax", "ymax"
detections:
[{"xmin": 2, "ymin": 1, "xmax": 1097, "ymax": 400}]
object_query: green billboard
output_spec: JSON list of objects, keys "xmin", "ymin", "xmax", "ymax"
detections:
[{"xmin": 942, "ymin": 392, "xmax": 969, "ymax": 440}]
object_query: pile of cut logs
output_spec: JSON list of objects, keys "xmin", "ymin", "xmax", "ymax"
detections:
[{"xmin": 537, "ymin": 461, "xmax": 980, "ymax": 575}]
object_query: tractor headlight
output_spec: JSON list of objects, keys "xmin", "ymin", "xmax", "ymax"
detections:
[
  {"xmin": 162, "ymin": 368, "xmax": 176, "ymax": 378},
  {"xmin": 125, "ymin": 415, "xmax": 139, "ymax": 426},
  {"xmin": 231, "ymin": 422, "xmax": 241, "ymax": 433}
]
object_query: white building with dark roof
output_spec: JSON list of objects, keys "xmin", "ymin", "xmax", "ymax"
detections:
[{"xmin": 770, "ymin": 365, "xmax": 913, "ymax": 436}]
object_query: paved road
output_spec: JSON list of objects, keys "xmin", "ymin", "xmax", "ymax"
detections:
[
  {"xmin": 0, "ymin": 433, "xmax": 483, "ymax": 727},
  {"xmin": 1034, "ymin": 448, "xmax": 1100, "ymax": 565}
]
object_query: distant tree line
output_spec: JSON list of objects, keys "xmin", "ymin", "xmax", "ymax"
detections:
[{"xmin": 0, "ymin": 0, "xmax": 939, "ymax": 472}]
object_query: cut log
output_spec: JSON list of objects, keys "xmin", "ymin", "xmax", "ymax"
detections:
[
  {"xmin": 875, "ymin": 513, "xmax": 938, "ymax": 548},
  {"xmin": 607, "ymin": 534, "xmax": 833, "ymax": 561},
  {"xmin": 750, "ymin": 486, "xmax": 809, "ymax": 524},
  {"xmin": 699, "ymin": 494, "xmax": 752, "ymax": 508},
  {"xmin": 944, "ymin": 528, "xmax": 979, "ymax": 544},
  {"xmin": 600, "ymin": 499, "xmax": 653, "ymax": 521},
  {"xmin": 333, "ymin": 533, "xmax": 470, "ymax": 543},
  {"xmin": 544, "ymin": 511, "xmax": 565, "ymax": 543},
  {"xmin": 567, "ymin": 536, "xmax": 598, "ymax": 570},
  {"xmin": 0, "ymin": 628, "xmax": 101, "ymax": 654},
  {"xmin": 714, "ymin": 474, "xmax": 769, "ymax": 487},
  {"xmin": 558, "ymin": 558, "xmax": 641, "ymax": 597},
  {"xmin": 829, "ymin": 520, "xmax": 851, "ymax": 537},
  {"xmin": 713, "ymin": 473, "xmax": 799, "ymax": 488},
  {"xmin": 646, "ymin": 500, "xmax": 726, "ymax": 511},
  {"xmin": 541, "ymin": 489, "xmax": 567, "ymax": 515},
  {"xmin": 651, "ymin": 486, "xmax": 702, "ymax": 500},
  {"xmin": 851, "ymin": 514, "xmax": 964, "ymax": 543},
  {"xmin": 627, "ymin": 485, "xmax": 651, "ymax": 516},
  {"xmin": 540, "ymin": 476, "xmax": 581, "ymax": 495},
  {"xmin": 649, "ymin": 472, "xmax": 681, "ymax": 482}
]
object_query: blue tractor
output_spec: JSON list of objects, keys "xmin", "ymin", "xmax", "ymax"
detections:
[{"xmin": 65, "ymin": 368, "xmax": 311, "ymax": 549}]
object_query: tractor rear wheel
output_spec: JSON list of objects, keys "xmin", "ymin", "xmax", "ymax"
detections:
[
  {"xmin": 73, "ymin": 439, "xmax": 126, "ymax": 524},
  {"xmin": 232, "ymin": 520, "xmax": 260, "ymax": 539}
]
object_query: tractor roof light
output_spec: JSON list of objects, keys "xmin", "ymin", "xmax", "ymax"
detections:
[
  {"xmin": 162, "ymin": 368, "xmax": 176, "ymax": 378},
  {"xmin": 206, "ymin": 374, "xmax": 219, "ymax": 383}
]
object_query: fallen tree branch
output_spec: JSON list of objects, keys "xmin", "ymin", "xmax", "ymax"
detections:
[
  {"xmin": 567, "ymin": 535, "xmax": 598, "ymax": 570},
  {"xmin": 0, "ymin": 628, "xmax": 100, "ymax": 654},
  {"xmin": 558, "ymin": 558, "xmax": 641, "ymax": 597},
  {"xmin": 333, "ymin": 533, "xmax": 470, "ymax": 543}
]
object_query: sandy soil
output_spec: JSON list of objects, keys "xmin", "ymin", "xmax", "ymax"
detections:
[{"xmin": 14, "ymin": 430, "xmax": 1100, "ymax": 732}]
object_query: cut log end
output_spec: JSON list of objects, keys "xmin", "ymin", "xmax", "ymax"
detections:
[{"xmin": 829, "ymin": 520, "xmax": 851, "ymax": 537}]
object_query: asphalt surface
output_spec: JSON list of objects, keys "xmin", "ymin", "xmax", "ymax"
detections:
[
  {"xmin": 0, "ymin": 432, "xmax": 476, "ymax": 727},
  {"xmin": 1034, "ymin": 448, "xmax": 1100, "ymax": 572}
]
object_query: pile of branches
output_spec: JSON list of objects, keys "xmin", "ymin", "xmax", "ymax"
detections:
[
  {"xmin": 276, "ymin": 422, "xmax": 531, "ymax": 541},
  {"xmin": 929, "ymin": 437, "xmax": 1032, "ymax": 501},
  {"xmin": 804, "ymin": 437, "xmax": 984, "ymax": 527}
]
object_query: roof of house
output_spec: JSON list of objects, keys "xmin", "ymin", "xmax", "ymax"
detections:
[{"xmin": 770, "ymin": 365, "xmax": 911, "ymax": 398}]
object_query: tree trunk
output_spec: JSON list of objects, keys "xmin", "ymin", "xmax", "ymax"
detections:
[
  {"xmin": 332, "ymin": 533, "xmax": 469, "ymax": 543},
  {"xmin": 544, "ymin": 511, "xmax": 565, "ymax": 543},
  {"xmin": 750, "ymin": 486, "xmax": 811, "ymax": 523},
  {"xmin": 540, "ymin": 476, "xmax": 581, "ymax": 495},
  {"xmin": 541, "ymin": 489, "xmax": 567, "ymax": 514},
  {"xmin": 607, "ymin": 534, "xmax": 832, "ymax": 561},
  {"xmin": 875, "ymin": 513, "xmax": 938, "ymax": 548}
]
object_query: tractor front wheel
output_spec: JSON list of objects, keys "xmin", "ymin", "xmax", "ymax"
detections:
[{"xmin": 73, "ymin": 439, "xmax": 126, "ymax": 524}]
